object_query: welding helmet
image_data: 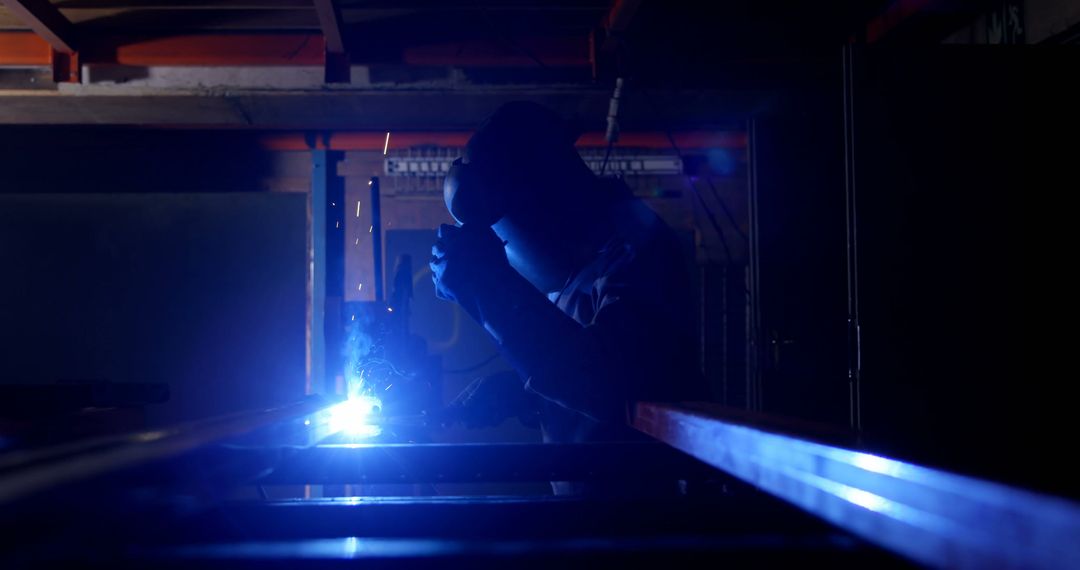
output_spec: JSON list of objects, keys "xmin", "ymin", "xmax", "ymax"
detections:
[
  {"xmin": 443, "ymin": 157, "xmax": 513, "ymax": 227},
  {"xmin": 443, "ymin": 101, "xmax": 582, "ymax": 227}
]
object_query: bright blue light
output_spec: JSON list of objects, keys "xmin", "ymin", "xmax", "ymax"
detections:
[{"xmin": 328, "ymin": 395, "xmax": 382, "ymax": 438}]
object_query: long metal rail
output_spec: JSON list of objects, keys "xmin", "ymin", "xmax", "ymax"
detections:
[
  {"xmin": 633, "ymin": 402, "xmax": 1080, "ymax": 569},
  {"xmin": 0, "ymin": 396, "xmax": 331, "ymax": 506},
  {"xmin": 252, "ymin": 442, "xmax": 716, "ymax": 485},
  {"xmin": 4, "ymin": 398, "xmax": 1077, "ymax": 569}
]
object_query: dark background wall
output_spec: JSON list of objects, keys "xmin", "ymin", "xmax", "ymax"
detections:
[
  {"xmin": 751, "ymin": 46, "xmax": 1059, "ymax": 496},
  {"xmin": 855, "ymin": 47, "xmax": 1033, "ymax": 491},
  {"xmin": 0, "ymin": 193, "xmax": 307, "ymax": 426}
]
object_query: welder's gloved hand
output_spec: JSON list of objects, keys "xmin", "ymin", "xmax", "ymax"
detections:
[
  {"xmin": 444, "ymin": 370, "xmax": 537, "ymax": 429},
  {"xmin": 430, "ymin": 224, "xmax": 510, "ymax": 314}
]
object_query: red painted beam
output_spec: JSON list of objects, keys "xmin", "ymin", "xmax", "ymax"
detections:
[
  {"xmin": 258, "ymin": 131, "xmax": 746, "ymax": 152},
  {"xmin": 0, "ymin": 32, "xmax": 326, "ymax": 66},
  {"xmin": 84, "ymin": 34, "xmax": 327, "ymax": 66},
  {"xmin": 0, "ymin": 32, "xmax": 591, "ymax": 68},
  {"xmin": 0, "ymin": 31, "xmax": 50, "ymax": 65}
]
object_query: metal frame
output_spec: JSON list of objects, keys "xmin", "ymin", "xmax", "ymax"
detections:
[
  {"xmin": 0, "ymin": 398, "xmax": 329, "ymax": 507},
  {"xmin": 311, "ymin": 150, "xmax": 329, "ymax": 396},
  {"xmin": 841, "ymin": 44, "xmax": 863, "ymax": 436},
  {"xmin": 633, "ymin": 402, "xmax": 1080, "ymax": 570},
  {"xmin": 5, "ymin": 398, "xmax": 1077, "ymax": 568},
  {"xmin": 254, "ymin": 442, "xmax": 715, "ymax": 485},
  {"xmin": 0, "ymin": 0, "xmax": 76, "ymax": 53}
]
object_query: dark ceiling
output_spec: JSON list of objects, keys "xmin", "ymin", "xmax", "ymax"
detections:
[{"xmin": 0, "ymin": 1, "xmax": 938, "ymax": 78}]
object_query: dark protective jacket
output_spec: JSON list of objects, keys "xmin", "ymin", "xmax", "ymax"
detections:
[{"xmin": 490, "ymin": 194, "xmax": 706, "ymax": 444}]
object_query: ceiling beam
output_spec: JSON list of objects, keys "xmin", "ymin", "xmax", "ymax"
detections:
[
  {"xmin": 0, "ymin": 0, "xmax": 78, "ymax": 53},
  {"xmin": 313, "ymin": 0, "xmax": 346, "ymax": 53},
  {"xmin": 0, "ymin": 31, "xmax": 595, "ymax": 68},
  {"xmin": 0, "ymin": 89, "xmax": 752, "ymax": 129},
  {"xmin": 0, "ymin": 31, "xmax": 49, "ymax": 65},
  {"xmin": 312, "ymin": 0, "xmax": 348, "ymax": 82}
]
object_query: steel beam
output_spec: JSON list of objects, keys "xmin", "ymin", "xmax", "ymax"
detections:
[
  {"xmin": 255, "ymin": 442, "xmax": 716, "ymax": 485},
  {"xmin": 0, "ymin": 0, "xmax": 77, "ymax": 53},
  {"xmin": 0, "ymin": 33, "xmax": 326, "ymax": 68},
  {"xmin": 0, "ymin": 31, "xmax": 590, "ymax": 67},
  {"xmin": 0, "ymin": 30, "xmax": 48, "ymax": 64},
  {"xmin": 313, "ymin": 0, "xmax": 346, "ymax": 54},
  {"xmin": 259, "ymin": 131, "xmax": 747, "ymax": 151},
  {"xmin": 0, "ymin": 88, "xmax": 756, "ymax": 129},
  {"xmin": 0, "ymin": 397, "xmax": 332, "ymax": 507},
  {"xmin": 311, "ymin": 150, "xmax": 329, "ymax": 396},
  {"xmin": 633, "ymin": 402, "xmax": 1080, "ymax": 570},
  {"xmin": 313, "ymin": 0, "xmax": 349, "ymax": 82},
  {"xmin": 52, "ymin": 535, "xmax": 901, "ymax": 569},
  {"xmin": 171, "ymin": 495, "xmax": 837, "ymax": 541}
]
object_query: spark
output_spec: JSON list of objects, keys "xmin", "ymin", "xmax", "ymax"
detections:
[
  {"xmin": 356, "ymin": 201, "xmax": 361, "ymax": 218},
  {"xmin": 383, "ymin": 132, "xmax": 391, "ymax": 155},
  {"xmin": 355, "ymin": 238, "xmax": 359, "ymax": 245},
  {"xmin": 368, "ymin": 225, "xmax": 373, "ymax": 233},
  {"xmin": 358, "ymin": 283, "xmax": 363, "ymax": 291},
  {"xmin": 384, "ymin": 384, "xmax": 393, "ymax": 391},
  {"xmin": 387, "ymin": 307, "xmax": 394, "ymax": 313}
]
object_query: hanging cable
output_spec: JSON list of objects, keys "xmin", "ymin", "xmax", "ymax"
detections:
[
  {"xmin": 703, "ymin": 177, "xmax": 749, "ymax": 241},
  {"xmin": 600, "ymin": 78, "xmax": 624, "ymax": 176}
]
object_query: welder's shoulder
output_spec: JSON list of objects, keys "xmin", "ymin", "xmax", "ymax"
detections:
[{"xmin": 593, "ymin": 224, "xmax": 691, "ymax": 303}]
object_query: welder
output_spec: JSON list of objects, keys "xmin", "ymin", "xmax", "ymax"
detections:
[{"xmin": 431, "ymin": 102, "xmax": 705, "ymax": 483}]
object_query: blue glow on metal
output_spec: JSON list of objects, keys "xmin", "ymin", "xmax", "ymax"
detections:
[
  {"xmin": 850, "ymin": 452, "xmax": 905, "ymax": 477},
  {"xmin": 634, "ymin": 404, "xmax": 1080, "ymax": 569},
  {"xmin": 327, "ymin": 395, "xmax": 382, "ymax": 438}
]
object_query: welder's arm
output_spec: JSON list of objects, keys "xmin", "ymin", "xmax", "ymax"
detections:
[
  {"xmin": 431, "ymin": 224, "xmax": 651, "ymax": 423},
  {"xmin": 468, "ymin": 267, "xmax": 638, "ymax": 423}
]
